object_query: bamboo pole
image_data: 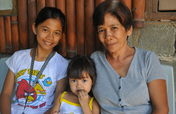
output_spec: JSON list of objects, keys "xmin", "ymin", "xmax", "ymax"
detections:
[
  {"xmin": 76, "ymin": 0, "xmax": 85, "ymax": 55},
  {"xmin": 46, "ymin": 0, "xmax": 55, "ymax": 7},
  {"xmin": 11, "ymin": 16, "xmax": 20, "ymax": 53},
  {"xmin": 56, "ymin": 0, "xmax": 65, "ymax": 12},
  {"xmin": 121, "ymin": 0, "xmax": 132, "ymax": 11},
  {"xmin": 37, "ymin": 0, "xmax": 45, "ymax": 14},
  {"xmin": 28, "ymin": 0, "xmax": 37, "ymax": 48},
  {"xmin": 85, "ymin": 0, "xmax": 96, "ymax": 56},
  {"xmin": 66, "ymin": 0, "xmax": 76, "ymax": 58},
  {"xmin": 133, "ymin": 0, "xmax": 145, "ymax": 27},
  {"xmin": 0, "ymin": 17, "xmax": 6, "ymax": 53},
  {"xmin": 18, "ymin": 0, "xmax": 28, "ymax": 49},
  {"xmin": 95, "ymin": 0, "xmax": 106, "ymax": 6},
  {"xmin": 5, "ymin": 16, "xmax": 12, "ymax": 53},
  {"xmin": 56, "ymin": 0, "xmax": 67, "ymax": 57}
]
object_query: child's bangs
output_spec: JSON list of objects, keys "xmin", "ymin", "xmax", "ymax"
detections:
[{"xmin": 69, "ymin": 68, "xmax": 89, "ymax": 79}]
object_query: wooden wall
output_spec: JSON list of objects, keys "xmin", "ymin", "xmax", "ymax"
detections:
[{"xmin": 0, "ymin": 0, "xmax": 144, "ymax": 58}]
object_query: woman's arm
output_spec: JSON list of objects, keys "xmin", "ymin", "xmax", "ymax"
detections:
[
  {"xmin": 148, "ymin": 79, "xmax": 169, "ymax": 114},
  {"xmin": 44, "ymin": 77, "xmax": 67, "ymax": 114},
  {"xmin": 54, "ymin": 77, "xmax": 68, "ymax": 100},
  {"xmin": 0, "ymin": 69, "xmax": 15, "ymax": 114}
]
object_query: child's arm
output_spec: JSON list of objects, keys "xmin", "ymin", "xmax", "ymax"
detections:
[
  {"xmin": 49, "ymin": 92, "xmax": 62, "ymax": 114},
  {"xmin": 0, "ymin": 69, "xmax": 15, "ymax": 114}
]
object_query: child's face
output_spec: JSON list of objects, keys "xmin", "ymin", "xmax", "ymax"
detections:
[
  {"xmin": 69, "ymin": 71, "xmax": 93, "ymax": 96},
  {"xmin": 32, "ymin": 18, "xmax": 63, "ymax": 52}
]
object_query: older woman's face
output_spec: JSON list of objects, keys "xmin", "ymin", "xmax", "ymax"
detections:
[{"xmin": 97, "ymin": 13, "xmax": 132, "ymax": 53}]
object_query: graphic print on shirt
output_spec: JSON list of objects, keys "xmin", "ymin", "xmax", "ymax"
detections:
[
  {"xmin": 43, "ymin": 77, "xmax": 52, "ymax": 86},
  {"xmin": 16, "ymin": 79, "xmax": 37, "ymax": 102},
  {"xmin": 12, "ymin": 69, "xmax": 52, "ymax": 109}
]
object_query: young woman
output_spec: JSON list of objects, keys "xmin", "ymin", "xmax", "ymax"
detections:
[
  {"xmin": 91, "ymin": 0, "xmax": 169, "ymax": 114},
  {"xmin": 0, "ymin": 7, "xmax": 68, "ymax": 114},
  {"xmin": 50, "ymin": 55, "xmax": 100, "ymax": 114}
]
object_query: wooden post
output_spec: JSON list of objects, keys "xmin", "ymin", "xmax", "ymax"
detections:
[
  {"xmin": 66, "ymin": 0, "xmax": 76, "ymax": 58},
  {"xmin": 56, "ymin": 0, "xmax": 67, "ymax": 57},
  {"xmin": 0, "ymin": 17, "xmax": 6, "ymax": 53},
  {"xmin": 46, "ymin": 0, "xmax": 55, "ymax": 7},
  {"xmin": 85, "ymin": 0, "xmax": 96, "ymax": 56},
  {"xmin": 18, "ymin": 0, "xmax": 28, "ymax": 49},
  {"xmin": 37, "ymin": 0, "xmax": 45, "ymax": 14},
  {"xmin": 133, "ymin": 0, "xmax": 145, "ymax": 27},
  {"xmin": 11, "ymin": 16, "xmax": 20, "ymax": 53},
  {"xmin": 121, "ymin": 0, "xmax": 132, "ymax": 11},
  {"xmin": 28, "ymin": 0, "xmax": 37, "ymax": 48},
  {"xmin": 5, "ymin": 16, "xmax": 12, "ymax": 53},
  {"xmin": 76, "ymin": 0, "xmax": 85, "ymax": 55},
  {"xmin": 95, "ymin": 0, "xmax": 106, "ymax": 6}
]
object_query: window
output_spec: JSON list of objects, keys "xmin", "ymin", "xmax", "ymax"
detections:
[
  {"xmin": 159, "ymin": 0, "xmax": 176, "ymax": 11},
  {"xmin": 0, "ymin": 0, "xmax": 17, "ymax": 16},
  {"xmin": 145, "ymin": 0, "xmax": 176, "ymax": 20}
]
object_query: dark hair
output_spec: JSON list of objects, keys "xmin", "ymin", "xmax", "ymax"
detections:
[
  {"xmin": 93, "ymin": 0, "xmax": 133, "ymax": 31},
  {"xmin": 34, "ymin": 7, "xmax": 66, "ymax": 51},
  {"xmin": 67, "ymin": 55, "xmax": 97, "ymax": 85}
]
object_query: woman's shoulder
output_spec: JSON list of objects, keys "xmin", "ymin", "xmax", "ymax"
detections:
[
  {"xmin": 9, "ymin": 49, "xmax": 31, "ymax": 60},
  {"xmin": 52, "ymin": 52, "xmax": 69, "ymax": 64},
  {"xmin": 135, "ymin": 47, "xmax": 155, "ymax": 57},
  {"xmin": 13, "ymin": 49, "xmax": 31, "ymax": 55},
  {"xmin": 134, "ymin": 47, "xmax": 159, "ymax": 65}
]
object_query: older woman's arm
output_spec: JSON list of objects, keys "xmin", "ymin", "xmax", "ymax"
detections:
[{"xmin": 148, "ymin": 79, "xmax": 169, "ymax": 114}]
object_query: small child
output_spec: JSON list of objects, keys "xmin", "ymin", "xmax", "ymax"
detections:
[{"xmin": 50, "ymin": 55, "xmax": 100, "ymax": 114}]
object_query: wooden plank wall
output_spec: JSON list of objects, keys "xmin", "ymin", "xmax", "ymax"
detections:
[{"xmin": 0, "ymin": 0, "xmax": 138, "ymax": 58}]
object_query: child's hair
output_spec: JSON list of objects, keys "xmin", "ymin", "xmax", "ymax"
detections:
[
  {"xmin": 67, "ymin": 55, "xmax": 97, "ymax": 85},
  {"xmin": 33, "ymin": 7, "xmax": 66, "ymax": 51}
]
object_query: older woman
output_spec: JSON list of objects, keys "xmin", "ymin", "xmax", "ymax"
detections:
[{"xmin": 91, "ymin": 0, "xmax": 169, "ymax": 114}]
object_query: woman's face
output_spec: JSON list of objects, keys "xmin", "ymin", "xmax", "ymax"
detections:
[
  {"xmin": 32, "ymin": 18, "xmax": 63, "ymax": 52},
  {"xmin": 97, "ymin": 13, "xmax": 132, "ymax": 53}
]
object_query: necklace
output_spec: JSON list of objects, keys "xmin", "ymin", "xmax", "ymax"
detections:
[{"xmin": 22, "ymin": 48, "xmax": 54, "ymax": 114}]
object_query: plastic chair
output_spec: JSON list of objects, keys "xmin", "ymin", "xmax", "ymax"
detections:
[
  {"xmin": 0, "ymin": 57, "xmax": 9, "ymax": 93},
  {"xmin": 161, "ymin": 64, "xmax": 175, "ymax": 114},
  {"xmin": 0, "ymin": 57, "xmax": 15, "ymax": 101}
]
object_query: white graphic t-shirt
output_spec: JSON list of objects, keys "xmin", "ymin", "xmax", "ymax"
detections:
[{"xmin": 6, "ymin": 49, "xmax": 68, "ymax": 114}]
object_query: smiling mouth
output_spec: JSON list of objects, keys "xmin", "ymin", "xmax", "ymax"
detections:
[
  {"xmin": 106, "ymin": 43, "xmax": 115, "ymax": 47},
  {"xmin": 44, "ymin": 41, "xmax": 52, "ymax": 45}
]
